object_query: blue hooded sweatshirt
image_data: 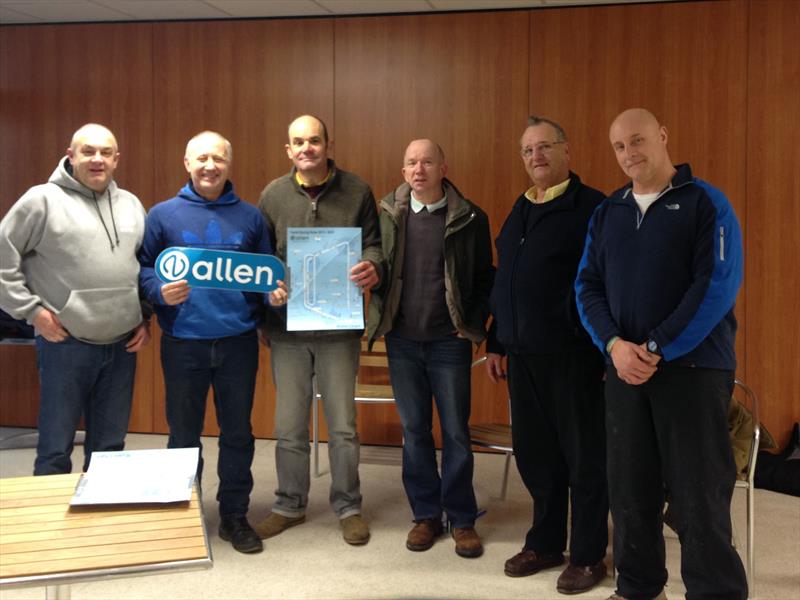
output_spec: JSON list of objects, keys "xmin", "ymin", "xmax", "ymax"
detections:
[{"xmin": 138, "ymin": 181, "xmax": 272, "ymax": 339}]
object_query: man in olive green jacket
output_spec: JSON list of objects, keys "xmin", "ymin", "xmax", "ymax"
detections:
[{"xmin": 367, "ymin": 139, "xmax": 493, "ymax": 558}]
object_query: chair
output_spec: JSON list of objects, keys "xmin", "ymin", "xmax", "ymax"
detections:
[
  {"xmin": 732, "ymin": 378, "xmax": 760, "ymax": 595},
  {"xmin": 467, "ymin": 355, "xmax": 514, "ymax": 500},
  {"xmin": 312, "ymin": 338, "xmax": 395, "ymax": 477}
]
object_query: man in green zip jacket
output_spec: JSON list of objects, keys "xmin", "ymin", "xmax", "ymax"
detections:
[{"xmin": 368, "ymin": 139, "xmax": 494, "ymax": 559}]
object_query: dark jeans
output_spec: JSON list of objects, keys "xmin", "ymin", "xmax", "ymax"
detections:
[
  {"xmin": 385, "ymin": 333, "xmax": 477, "ymax": 528},
  {"xmin": 34, "ymin": 335, "xmax": 136, "ymax": 475},
  {"xmin": 507, "ymin": 346, "xmax": 608, "ymax": 565},
  {"xmin": 606, "ymin": 366, "xmax": 747, "ymax": 600},
  {"xmin": 161, "ymin": 330, "xmax": 258, "ymax": 517}
]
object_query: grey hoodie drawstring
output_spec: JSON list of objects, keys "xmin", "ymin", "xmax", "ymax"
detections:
[{"xmin": 92, "ymin": 189, "xmax": 120, "ymax": 250}]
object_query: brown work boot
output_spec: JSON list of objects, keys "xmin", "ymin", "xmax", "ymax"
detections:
[
  {"xmin": 340, "ymin": 514, "xmax": 370, "ymax": 545},
  {"xmin": 254, "ymin": 512, "xmax": 305, "ymax": 539},
  {"xmin": 504, "ymin": 549, "xmax": 565, "ymax": 577},
  {"xmin": 406, "ymin": 518, "xmax": 444, "ymax": 551},
  {"xmin": 452, "ymin": 526, "xmax": 483, "ymax": 558},
  {"xmin": 556, "ymin": 561, "xmax": 607, "ymax": 594}
]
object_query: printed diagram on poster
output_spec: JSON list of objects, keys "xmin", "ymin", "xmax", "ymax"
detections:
[{"xmin": 286, "ymin": 227, "xmax": 363, "ymax": 331}]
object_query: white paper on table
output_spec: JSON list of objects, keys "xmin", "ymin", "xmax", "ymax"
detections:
[{"xmin": 70, "ymin": 447, "xmax": 199, "ymax": 506}]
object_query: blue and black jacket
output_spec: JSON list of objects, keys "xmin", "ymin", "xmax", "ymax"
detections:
[
  {"xmin": 138, "ymin": 181, "xmax": 273, "ymax": 340},
  {"xmin": 575, "ymin": 163, "xmax": 743, "ymax": 370}
]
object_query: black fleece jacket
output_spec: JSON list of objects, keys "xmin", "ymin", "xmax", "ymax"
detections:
[{"xmin": 487, "ymin": 173, "xmax": 604, "ymax": 355}]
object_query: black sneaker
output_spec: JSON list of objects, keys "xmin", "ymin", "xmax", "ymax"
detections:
[{"xmin": 219, "ymin": 515, "xmax": 263, "ymax": 554}]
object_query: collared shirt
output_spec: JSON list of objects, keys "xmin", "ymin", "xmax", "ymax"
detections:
[
  {"xmin": 410, "ymin": 192, "xmax": 447, "ymax": 213},
  {"xmin": 294, "ymin": 168, "xmax": 332, "ymax": 188},
  {"xmin": 524, "ymin": 177, "xmax": 570, "ymax": 204}
]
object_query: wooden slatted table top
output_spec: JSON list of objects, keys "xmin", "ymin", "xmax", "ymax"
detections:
[{"xmin": 0, "ymin": 473, "xmax": 211, "ymax": 588}]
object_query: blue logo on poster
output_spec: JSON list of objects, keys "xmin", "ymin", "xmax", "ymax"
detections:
[{"xmin": 155, "ymin": 247, "xmax": 285, "ymax": 293}]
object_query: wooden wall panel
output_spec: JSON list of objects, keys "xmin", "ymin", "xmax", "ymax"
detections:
[
  {"xmin": 1, "ymin": 0, "xmax": 798, "ymax": 447},
  {"xmin": 746, "ymin": 0, "xmax": 800, "ymax": 448},
  {"xmin": 528, "ymin": 0, "xmax": 750, "ymax": 375},
  {"xmin": 0, "ymin": 23, "xmax": 156, "ymax": 433},
  {"xmin": 150, "ymin": 19, "xmax": 335, "ymax": 439},
  {"xmin": 333, "ymin": 11, "xmax": 530, "ymax": 444}
]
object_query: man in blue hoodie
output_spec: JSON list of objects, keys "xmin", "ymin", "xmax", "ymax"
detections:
[
  {"xmin": 138, "ymin": 131, "xmax": 272, "ymax": 554},
  {"xmin": 576, "ymin": 108, "xmax": 747, "ymax": 600}
]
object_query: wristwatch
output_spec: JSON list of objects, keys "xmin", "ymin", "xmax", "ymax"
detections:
[{"xmin": 646, "ymin": 339, "xmax": 662, "ymax": 356}]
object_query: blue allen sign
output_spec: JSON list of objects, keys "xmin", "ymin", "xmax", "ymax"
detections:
[{"xmin": 155, "ymin": 247, "xmax": 286, "ymax": 293}]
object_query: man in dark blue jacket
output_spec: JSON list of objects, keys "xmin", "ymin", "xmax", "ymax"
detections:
[
  {"xmin": 486, "ymin": 117, "xmax": 608, "ymax": 594},
  {"xmin": 576, "ymin": 108, "xmax": 747, "ymax": 600},
  {"xmin": 139, "ymin": 131, "xmax": 272, "ymax": 555}
]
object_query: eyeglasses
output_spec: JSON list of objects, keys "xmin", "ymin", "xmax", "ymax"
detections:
[{"xmin": 520, "ymin": 141, "xmax": 565, "ymax": 158}]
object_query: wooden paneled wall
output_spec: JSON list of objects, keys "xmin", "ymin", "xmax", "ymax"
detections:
[{"xmin": 1, "ymin": 0, "xmax": 797, "ymax": 448}]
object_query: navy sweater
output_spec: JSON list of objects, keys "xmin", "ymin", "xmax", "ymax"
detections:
[
  {"xmin": 488, "ymin": 173, "xmax": 604, "ymax": 354},
  {"xmin": 575, "ymin": 164, "xmax": 743, "ymax": 370}
]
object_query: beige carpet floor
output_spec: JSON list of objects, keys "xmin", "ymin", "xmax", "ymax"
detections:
[{"xmin": 1, "ymin": 433, "xmax": 798, "ymax": 600}]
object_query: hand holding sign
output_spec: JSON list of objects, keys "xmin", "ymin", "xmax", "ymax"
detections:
[
  {"xmin": 268, "ymin": 280, "xmax": 289, "ymax": 307},
  {"xmin": 155, "ymin": 247, "xmax": 286, "ymax": 293},
  {"xmin": 161, "ymin": 280, "xmax": 190, "ymax": 305}
]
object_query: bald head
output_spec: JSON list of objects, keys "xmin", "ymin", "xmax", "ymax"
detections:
[
  {"xmin": 185, "ymin": 131, "xmax": 232, "ymax": 163},
  {"xmin": 70, "ymin": 123, "xmax": 117, "ymax": 153},
  {"xmin": 609, "ymin": 107, "xmax": 674, "ymax": 193},
  {"xmin": 184, "ymin": 130, "xmax": 232, "ymax": 201},
  {"xmin": 286, "ymin": 114, "xmax": 332, "ymax": 184},
  {"xmin": 402, "ymin": 139, "xmax": 448, "ymax": 203},
  {"xmin": 66, "ymin": 123, "xmax": 119, "ymax": 193},
  {"xmin": 288, "ymin": 115, "xmax": 329, "ymax": 143}
]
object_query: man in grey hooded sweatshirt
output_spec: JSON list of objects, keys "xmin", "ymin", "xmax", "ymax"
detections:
[{"xmin": 0, "ymin": 123, "xmax": 150, "ymax": 475}]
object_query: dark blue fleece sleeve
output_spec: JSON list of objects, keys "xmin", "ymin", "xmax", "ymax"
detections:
[
  {"xmin": 650, "ymin": 181, "xmax": 743, "ymax": 360},
  {"xmin": 575, "ymin": 203, "xmax": 619, "ymax": 355}
]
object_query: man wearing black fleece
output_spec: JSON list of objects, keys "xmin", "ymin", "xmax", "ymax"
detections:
[{"xmin": 486, "ymin": 116, "xmax": 608, "ymax": 595}]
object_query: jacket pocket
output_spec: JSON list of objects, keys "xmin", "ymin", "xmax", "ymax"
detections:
[{"xmin": 56, "ymin": 286, "xmax": 142, "ymax": 343}]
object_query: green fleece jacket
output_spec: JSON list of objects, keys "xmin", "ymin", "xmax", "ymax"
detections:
[
  {"xmin": 367, "ymin": 179, "xmax": 494, "ymax": 347},
  {"xmin": 258, "ymin": 160, "xmax": 383, "ymax": 341}
]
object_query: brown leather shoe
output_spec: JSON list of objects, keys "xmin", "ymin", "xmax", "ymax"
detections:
[
  {"xmin": 504, "ymin": 550, "xmax": 565, "ymax": 577},
  {"xmin": 254, "ymin": 512, "xmax": 305, "ymax": 540},
  {"xmin": 340, "ymin": 514, "xmax": 370, "ymax": 545},
  {"xmin": 557, "ymin": 561, "xmax": 607, "ymax": 594},
  {"xmin": 452, "ymin": 526, "xmax": 483, "ymax": 558},
  {"xmin": 406, "ymin": 519, "xmax": 444, "ymax": 551}
]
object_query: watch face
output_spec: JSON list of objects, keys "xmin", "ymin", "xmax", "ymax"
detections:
[{"xmin": 648, "ymin": 340, "xmax": 658, "ymax": 353}]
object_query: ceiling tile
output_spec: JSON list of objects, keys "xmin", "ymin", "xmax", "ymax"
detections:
[
  {"xmin": 315, "ymin": 0, "xmax": 433, "ymax": 15},
  {"xmin": 92, "ymin": 0, "xmax": 229, "ymax": 20},
  {"xmin": 205, "ymin": 1, "xmax": 330, "ymax": 18},
  {"xmin": 0, "ymin": 0, "xmax": 131, "ymax": 22},
  {"xmin": 0, "ymin": 4, "xmax": 42, "ymax": 22},
  {"xmin": 430, "ymin": 0, "xmax": 544, "ymax": 10}
]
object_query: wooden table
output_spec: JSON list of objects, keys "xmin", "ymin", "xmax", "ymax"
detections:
[{"xmin": 0, "ymin": 473, "xmax": 212, "ymax": 598}]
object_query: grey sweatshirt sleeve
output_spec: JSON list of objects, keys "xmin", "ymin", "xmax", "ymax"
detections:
[{"xmin": 0, "ymin": 190, "xmax": 48, "ymax": 323}]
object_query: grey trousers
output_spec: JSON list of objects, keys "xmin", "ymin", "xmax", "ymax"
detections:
[{"xmin": 270, "ymin": 336, "xmax": 362, "ymax": 518}]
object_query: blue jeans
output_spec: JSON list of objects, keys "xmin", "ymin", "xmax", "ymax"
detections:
[
  {"xmin": 270, "ymin": 336, "xmax": 362, "ymax": 518},
  {"xmin": 35, "ymin": 335, "xmax": 136, "ymax": 475},
  {"xmin": 161, "ymin": 330, "xmax": 258, "ymax": 517},
  {"xmin": 385, "ymin": 333, "xmax": 478, "ymax": 528}
]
